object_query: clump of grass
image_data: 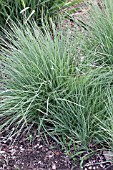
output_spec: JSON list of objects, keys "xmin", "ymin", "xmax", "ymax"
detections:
[
  {"xmin": 0, "ymin": 21, "xmax": 81, "ymax": 137},
  {"xmin": 81, "ymin": 0, "xmax": 113, "ymax": 65},
  {"xmin": 44, "ymin": 66, "xmax": 113, "ymax": 149},
  {"xmin": 0, "ymin": 0, "xmax": 83, "ymax": 27},
  {"xmin": 0, "ymin": 19, "xmax": 113, "ymax": 155},
  {"xmin": 73, "ymin": 0, "xmax": 113, "ymax": 151}
]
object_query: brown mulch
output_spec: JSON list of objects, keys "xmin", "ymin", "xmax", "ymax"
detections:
[
  {"xmin": 0, "ymin": 127, "xmax": 113, "ymax": 170},
  {"xmin": 0, "ymin": 128, "xmax": 78, "ymax": 170}
]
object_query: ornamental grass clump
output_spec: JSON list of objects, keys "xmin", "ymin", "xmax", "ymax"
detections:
[
  {"xmin": 45, "ymin": 66, "xmax": 113, "ymax": 149},
  {"xmin": 71, "ymin": 0, "xmax": 113, "ymax": 150},
  {"xmin": 0, "ymin": 0, "xmax": 83, "ymax": 27},
  {"xmin": 0, "ymin": 21, "xmax": 80, "ymax": 136},
  {"xmin": 1, "ymin": 21, "xmax": 113, "ymax": 151},
  {"xmin": 82, "ymin": 0, "xmax": 113, "ymax": 65}
]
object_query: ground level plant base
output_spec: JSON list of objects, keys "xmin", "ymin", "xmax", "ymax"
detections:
[{"xmin": 0, "ymin": 128, "xmax": 113, "ymax": 170}]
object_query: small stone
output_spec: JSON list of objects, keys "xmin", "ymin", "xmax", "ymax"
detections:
[
  {"xmin": 84, "ymin": 168, "xmax": 87, "ymax": 170},
  {"xmin": 38, "ymin": 145, "xmax": 43, "ymax": 149},
  {"xmin": 46, "ymin": 151, "xmax": 54, "ymax": 158},
  {"xmin": 38, "ymin": 161, "xmax": 42, "ymax": 164},
  {"xmin": 52, "ymin": 162, "xmax": 56, "ymax": 170},
  {"xmin": 34, "ymin": 143, "xmax": 39, "ymax": 148}
]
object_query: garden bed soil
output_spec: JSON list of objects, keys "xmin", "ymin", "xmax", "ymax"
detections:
[{"xmin": 0, "ymin": 128, "xmax": 113, "ymax": 170}]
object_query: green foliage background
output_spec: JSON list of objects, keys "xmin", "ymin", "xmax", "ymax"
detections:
[{"xmin": 0, "ymin": 0, "xmax": 82, "ymax": 27}]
